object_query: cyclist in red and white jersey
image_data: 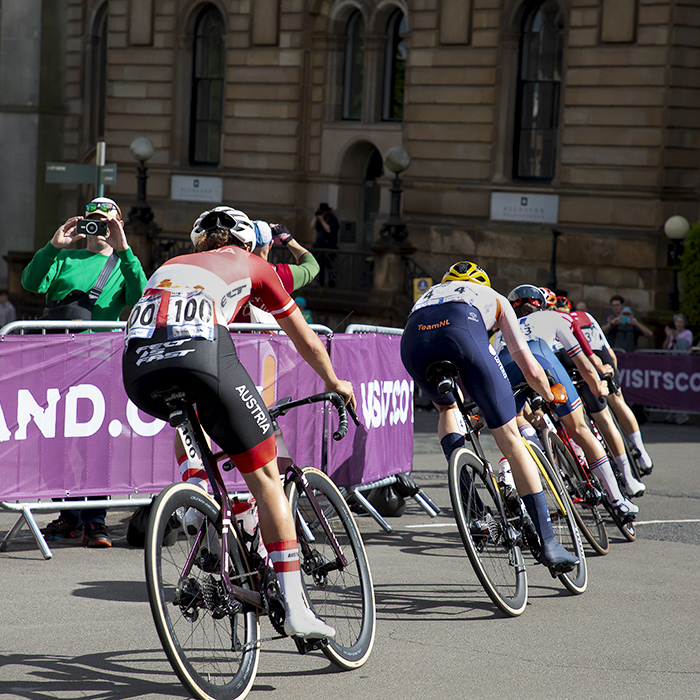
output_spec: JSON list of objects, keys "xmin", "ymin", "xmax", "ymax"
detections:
[
  {"xmin": 497, "ymin": 286, "xmax": 639, "ymax": 520},
  {"xmin": 401, "ymin": 262, "xmax": 580, "ymax": 573},
  {"xmin": 566, "ymin": 301, "xmax": 653, "ymax": 473},
  {"xmin": 123, "ymin": 206, "xmax": 354, "ymax": 641}
]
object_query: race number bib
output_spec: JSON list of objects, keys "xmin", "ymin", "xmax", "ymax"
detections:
[
  {"xmin": 126, "ymin": 293, "xmax": 161, "ymax": 342},
  {"xmin": 166, "ymin": 291, "xmax": 215, "ymax": 340},
  {"xmin": 126, "ymin": 290, "xmax": 216, "ymax": 344}
]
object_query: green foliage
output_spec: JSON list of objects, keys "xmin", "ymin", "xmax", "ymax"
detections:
[{"xmin": 680, "ymin": 222, "xmax": 700, "ymax": 329}]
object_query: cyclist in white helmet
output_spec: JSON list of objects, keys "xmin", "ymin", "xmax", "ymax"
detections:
[{"xmin": 124, "ymin": 205, "xmax": 355, "ymax": 640}]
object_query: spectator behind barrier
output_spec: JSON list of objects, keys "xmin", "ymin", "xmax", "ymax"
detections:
[
  {"xmin": 663, "ymin": 313, "xmax": 693, "ymax": 351},
  {"xmin": 21, "ymin": 196, "xmax": 148, "ymax": 548},
  {"xmin": 0, "ymin": 288, "xmax": 17, "ymax": 328},
  {"xmin": 601, "ymin": 295, "xmax": 653, "ymax": 352}
]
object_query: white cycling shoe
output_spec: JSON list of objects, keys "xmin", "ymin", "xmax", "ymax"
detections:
[
  {"xmin": 284, "ymin": 607, "xmax": 336, "ymax": 640},
  {"xmin": 613, "ymin": 498, "xmax": 639, "ymax": 520},
  {"xmin": 625, "ymin": 477, "xmax": 646, "ymax": 498}
]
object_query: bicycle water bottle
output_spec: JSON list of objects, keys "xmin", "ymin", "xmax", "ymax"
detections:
[{"xmin": 233, "ymin": 498, "xmax": 267, "ymax": 558}]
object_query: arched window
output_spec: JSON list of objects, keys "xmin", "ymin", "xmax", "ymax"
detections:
[
  {"xmin": 382, "ymin": 10, "xmax": 407, "ymax": 121},
  {"xmin": 342, "ymin": 11, "xmax": 365, "ymax": 120},
  {"xmin": 189, "ymin": 5, "xmax": 225, "ymax": 166},
  {"xmin": 88, "ymin": 4, "xmax": 108, "ymax": 143},
  {"xmin": 513, "ymin": 0, "xmax": 563, "ymax": 181}
]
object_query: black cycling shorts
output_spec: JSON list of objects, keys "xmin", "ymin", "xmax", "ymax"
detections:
[
  {"xmin": 555, "ymin": 349, "xmax": 607, "ymax": 414},
  {"xmin": 122, "ymin": 325, "xmax": 276, "ymax": 472},
  {"xmin": 400, "ymin": 303, "xmax": 516, "ymax": 429},
  {"xmin": 594, "ymin": 347, "xmax": 621, "ymax": 386}
]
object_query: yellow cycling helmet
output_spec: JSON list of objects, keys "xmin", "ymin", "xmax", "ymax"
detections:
[{"xmin": 441, "ymin": 261, "xmax": 491, "ymax": 287}]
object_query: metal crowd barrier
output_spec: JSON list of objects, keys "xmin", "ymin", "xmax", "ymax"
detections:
[
  {"xmin": 344, "ymin": 322, "xmax": 441, "ymax": 531},
  {"xmin": 0, "ymin": 319, "xmax": 332, "ymax": 558}
]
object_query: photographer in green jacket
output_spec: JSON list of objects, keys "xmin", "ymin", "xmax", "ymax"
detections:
[
  {"xmin": 22, "ymin": 196, "xmax": 147, "ymax": 322},
  {"xmin": 21, "ymin": 196, "xmax": 147, "ymax": 548}
]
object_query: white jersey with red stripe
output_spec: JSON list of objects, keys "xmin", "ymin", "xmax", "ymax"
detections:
[
  {"xmin": 514, "ymin": 309, "xmax": 582, "ymax": 358},
  {"xmin": 571, "ymin": 310, "xmax": 611, "ymax": 352},
  {"xmin": 126, "ymin": 246, "xmax": 294, "ymax": 344},
  {"xmin": 410, "ymin": 280, "xmax": 528, "ymax": 354}
]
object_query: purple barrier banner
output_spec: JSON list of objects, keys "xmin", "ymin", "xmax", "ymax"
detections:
[
  {"xmin": 0, "ymin": 334, "xmax": 324, "ymax": 501},
  {"xmin": 0, "ymin": 332, "xmax": 412, "ymax": 501},
  {"xmin": 617, "ymin": 352, "xmax": 700, "ymax": 411},
  {"xmin": 327, "ymin": 334, "xmax": 414, "ymax": 487}
]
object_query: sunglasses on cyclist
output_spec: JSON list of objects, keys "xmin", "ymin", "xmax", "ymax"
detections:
[
  {"xmin": 86, "ymin": 202, "xmax": 117, "ymax": 214},
  {"xmin": 200, "ymin": 211, "xmax": 236, "ymax": 232},
  {"xmin": 511, "ymin": 298, "xmax": 542, "ymax": 310}
]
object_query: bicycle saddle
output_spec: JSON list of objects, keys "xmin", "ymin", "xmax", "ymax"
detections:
[{"xmin": 426, "ymin": 360, "xmax": 460, "ymax": 395}]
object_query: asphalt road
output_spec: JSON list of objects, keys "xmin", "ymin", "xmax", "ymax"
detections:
[{"xmin": 1, "ymin": 413, "xmax": 698, "ymax": 700}]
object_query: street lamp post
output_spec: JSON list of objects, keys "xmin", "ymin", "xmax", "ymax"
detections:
[
  {"xmin": 377, "ymin": 146, "xmax": 412, "ymax": 248},
  {"xmin": 664, "ymin": 215, "xmax": 690, "ymax": 311},
  {"xmin": 126, "ymin": 137, "xmax": 160, "ymax": 271}
]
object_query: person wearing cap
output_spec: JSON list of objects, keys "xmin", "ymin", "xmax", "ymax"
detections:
[
  {"xmin": 22, "ymin": 196, "xmax": 148, "ymax": 323},
  {"xmin": 310, "ymin": 203, "xmax": 339, "ymax": 287},
  {"xmin": 231, "ymin": 220, "xmax": 320, "ymax": 325},
  {"xmin": 601, "ymin": 295, "xmax": 653, "ymax": 352},
  {"xmin": 22, "ymin": 197, "xmax": 148, "ymax": 549}
]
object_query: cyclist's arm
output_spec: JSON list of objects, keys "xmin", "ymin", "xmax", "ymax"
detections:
[
  {"xmin": 277, "ymin": 307, "xmax": 355, "ymax": 408},
  {"xmin": 573, "ymin": 351, "xmax": 608, "ymax": 397},
  {"xmin": 511, "ymin": 347, "xmax": 554, "ymax": 403}
]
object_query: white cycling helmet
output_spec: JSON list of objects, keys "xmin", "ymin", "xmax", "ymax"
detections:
[{"xmin": 190, "ymin": 206, "xmax": 256, "ymax": 251}]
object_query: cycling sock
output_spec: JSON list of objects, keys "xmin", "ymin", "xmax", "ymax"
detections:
[
  {"xmin": 268, "ymin": 540, "xmax": 335, "ymax": 638},
  {"xmin": 522, "ymin": 491, "xmax": 556, "ymax": 544},
  {"xmin": 589, "ymin": 455, "xmax": 625, "ymax": 504},
  {"xmin": 627, "ymin": 430, "xmax": 653, "ymax": 468},
  {"xmin": 440, "ymin": 433, "xmax": 465, "ymax": 462},
  {"xmin": 518, "ymin": 424, "xmax": 543, "ymax": 450},
  {"xmin": 268, "ymin": 540, "xmax": 304, "ymax": 607},
  {"xmin": 614, "ymin": 453, "xmax": 645, "ymax": 493},
  {"xmin": 178, "ymin": 454, "xmax": 208, "ymax": 490}
]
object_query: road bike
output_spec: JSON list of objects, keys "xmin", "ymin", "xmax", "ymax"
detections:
[
  {"xmin": 144, "ymin": 388, "xmax": 375, "ymax": 700},
  {"xmin": 426, "ymin": 361, "xmax": 587, "ymax": 618}
]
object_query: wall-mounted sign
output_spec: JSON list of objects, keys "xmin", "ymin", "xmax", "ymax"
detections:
[
  {"xmin": 171, "ymin": 175, "xmax": 223, "ymax": 203},
  {"xmin": 490, "ymin": 192, "xmax": 559, "ymax": 224}
]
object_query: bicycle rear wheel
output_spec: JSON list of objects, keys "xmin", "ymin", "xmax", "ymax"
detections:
[
  {"xmin": 543, "ymin": 430, "xmax": 609, "ymax": 556},
  {"xmin": 527, "ymin": 442, "xmax": 587, "ymax": 595},
  {"xmin": 448, "ymin": 447, "xmax": 527, "ymax": 617},
  {"xmin": 286, "ymin": 467, "xmax": 375, "ymax": 670},
  {"xmin": 145, "ymin": 482, "xmax": 260, "ymax": 700}
]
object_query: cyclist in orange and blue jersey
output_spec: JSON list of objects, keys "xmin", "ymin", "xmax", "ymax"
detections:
[{"xmin": 400, "ymin": 262, "xmax": 579, "ymax": 573}]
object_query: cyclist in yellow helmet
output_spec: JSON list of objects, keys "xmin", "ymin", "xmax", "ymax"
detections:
[{"xmin": 400, "ymin": 261, "xmax": 580, "ymax": 573}]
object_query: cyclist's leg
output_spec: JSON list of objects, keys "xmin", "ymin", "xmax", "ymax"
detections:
[
  {"xmin": 560, "ymin": 406, "xmax": 638, "ymax": 518},
  {"xmin": 606, "ymin": 391, "xmax": 654, "ymax": 471},
  {"xmin": 490, "ymin": 419, "xmax": 579, "ymax": 571},
  {"xmin": 588, "ymin": 403, "xmax": 645, "ymax": 496}
]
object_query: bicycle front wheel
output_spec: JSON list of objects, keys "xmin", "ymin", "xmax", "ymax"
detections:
[
  {"xmin": 286, "ymin": 468, "xmax": 375, "ymax": 670},
  {"xmin": 543, "ymin": 430, "xmax": 609, "ymax": 556},
  {"xmin": 145, "ymin": 482, "xmax": 260, "ymax": 700},
  {"xmin": 528, "ymin": 442, "xmax": 587, "ymax": 595},
  {"xmin": 448, "ymin": 447, "xmax": 527, "ymax": 617}
]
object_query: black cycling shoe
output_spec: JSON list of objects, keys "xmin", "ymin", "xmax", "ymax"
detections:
[{"xmin": 538, "ymin": 539, "xmax": 579, "ymax": 574}]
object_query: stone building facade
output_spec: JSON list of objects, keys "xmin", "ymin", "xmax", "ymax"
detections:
[{"xmin": 1, "ymin": 0, "xmax": 698, "ymax": 330}]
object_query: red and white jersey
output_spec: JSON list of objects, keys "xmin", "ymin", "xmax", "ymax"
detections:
[
  {"xmin": 126, "ymin": 246, "xmax": 294, "ymax": 343},
  {"xmin": 570, "ymin": 310, "xmax": 611, "ymax": 352},
  {"xmin": 410, "ymin": 280, "xmax": 528, "ymax": 354},
  {"xmin": 553, "ymin": 311, "xmax": 594, "ymax": 356},
  {"xmin": 513, "ymin": 309, "xmax": 583, "ymax": 358}
]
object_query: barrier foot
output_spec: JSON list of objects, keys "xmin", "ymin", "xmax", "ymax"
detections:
[
  {"xmin": 413, "ymin": 491, "xmax": 441, "ymax": 517},
  {"xmin": 348, "ymin": 489, "xmax": 393, "ymax": 533},
  {"xmin": 0, "ymin": 508, "xmax": 53, "ymax": 559}
]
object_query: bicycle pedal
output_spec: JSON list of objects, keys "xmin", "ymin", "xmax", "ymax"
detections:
[{"xmin": 292, "ymin": 636, "xmax": 327, "ymax": 655}]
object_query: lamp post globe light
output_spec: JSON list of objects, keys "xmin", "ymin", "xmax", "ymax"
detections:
[
  {"xmin": 128, "ymin": 136, "xmax": 156, "ymax": 227},
  {"xmin": 378, "ymin": 146, "xmax": 411, "ymax": 246},
  {"xmin": 664, "ymin": 215, "xmax": 690, "ymax": 311}
]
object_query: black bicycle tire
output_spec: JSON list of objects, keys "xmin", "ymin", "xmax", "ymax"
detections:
[
  {"xmin": 145, "ymin": 482, "xmax": 260, "ymax": 700},
  {"xmin": 448, "ymin": 447, "xmax": 528, "ymax": 617},
  {"xmin": 286, "ymin": 467, "xmax": 375, "ymax": 670},
  {"xmin": 543, "ymin": 430, "xmax": 610, "ymax": 556},
  {"xmin": 582, "ymin": 411, "xmax": 639, "ymax": 542},
  {"xmin": 527, "ymin": 441, "xmax": 587, "ymax": 595}
]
